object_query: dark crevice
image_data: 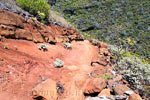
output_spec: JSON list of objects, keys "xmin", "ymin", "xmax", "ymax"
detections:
[
  {"xmin": 84, "ymin": 92, "xmax": 99, "ymax": 97},
  {"xmin": 69, "ymin": 38, "xmax": 84, "ymax": 42},
  {"xmin": 2, "ymin": 34, "xmax": 35, "ymax": 42},
  {"xmin": 33, "ymin": 96, "xmax": 45, "ymax": 100},
  {"xmin": 49, "ymin": 41, "xmax": 56, "ymax": 45},
  {"xmin": 110, "ymin": 91, "xmax": 115, "ymax": 95},
  {"xmin": 0, "ymin": 23, "xmax": 24, "ymax": 29},
  {"xmin": 3, "ymin": 34, "xmax": 16, "ymax": 39},
  {"xmin": 91, "ymin": 62, "xmax": 101, "ymax": 66}
]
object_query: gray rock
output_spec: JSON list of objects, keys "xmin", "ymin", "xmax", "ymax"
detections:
[
  {"xmin": 85, "ymin": 96, "xmax": 110, "ymax": 100},
  {"xmin": 124, "ymin": 90, "xmax": 134, "ymax": 95},
  {"xmin": 64, "ymin": 42, "xmax": 72, "ymax": 49}
]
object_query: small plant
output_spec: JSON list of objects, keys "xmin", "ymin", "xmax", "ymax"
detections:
[
  {"xmin": 97, "ymin": 74, "xmax": 113, "ymax": 80},
  {"xmin": 38, "ymin": 44, "xmax": 48, "ymax": 51},
  {"xmin": 63, "ymin": 42, "xmax": 72, "ymax": 49},
  {"xmin": 53, "ymin": 58, "xmax": 64, "ymax": 68},
  {"xmin": 3, "ymin": 46, "xmax": 9, "ymax": 50},
  {"xmin": 31, "ymin": 17, "xmax": 37, "ymax": 21}
]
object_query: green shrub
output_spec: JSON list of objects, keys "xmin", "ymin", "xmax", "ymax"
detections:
[
  {"xmin": 38, "ymin": 44, "xmax": 49, "ymax": 51},
  {"xmin": 16, "ymin": 0, "xmax": 50, "ymax": 23},
  {"xmin": 54, "ymin": 58, "xmax": 64, "ymax": 68},
  {"xmin": 3, "ymin": 46, "xmax": 9, "ymax": 49},
  {"xmin": 113, "ymin": 57, "xmax": 150, "ymax": 93},
  {"xmin": 97, "ymin": 74, "xmax": 113, "ymax": 80}
]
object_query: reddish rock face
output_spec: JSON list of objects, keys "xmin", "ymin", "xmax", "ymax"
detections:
[
  {"xmin": 91, "ymin": 64, "xmax": 106, "ymax": 76},
  {"xmin": 84, "ymin": 78, "xmax": 106, "ymax": 94},
  {"xmin": 32, "ymin": 79, "xmax": 58, "ymax": 100},
  {"xmin": 113, "ymin": 84, "xmax": 131, "ymax": 95},
  {"xmin": 0, "ymin": 10, "xmax": 83, "ymax": 43},
  {"xmin": 108, "ymin": 75, "xmax": 122, "ymax": 87},
  {"xmin": 98, "ymin": 89, "xmax": 111, "ymax": 98},
  {"xmin": 129, "ymin": 94, "xmax": 142, "ymax": 100},
  {"xmin": 0, "ymin": 10, "xmax": 25, "ymax": 27}
]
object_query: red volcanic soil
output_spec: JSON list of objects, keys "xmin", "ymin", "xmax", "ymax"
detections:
[
  {"xmin": 0, "ymin": 38, "xmax": 102, "ymax": 100},
  {"xmin": 0, "ymin": 10, "xmax": 111, "ymax": 100},
  {"xmin": 0, "ymin": 10, "xmax": 143, "ymax": 100}
]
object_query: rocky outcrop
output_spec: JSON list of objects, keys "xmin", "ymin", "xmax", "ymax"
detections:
[
  {"xmin": 0, "ymin": 10, "xmax": 83, "ymax": 43},
  {"xmin": 0, "ymin": 10, "xmax": 144, "ymax": 100}
]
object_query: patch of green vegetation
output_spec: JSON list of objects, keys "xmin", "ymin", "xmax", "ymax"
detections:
[
  {"xmin": 3, "ymin": 46, "xmax": 9, "ymax": 49},
  {"xmin": 53, "ymin": 58, "xmax": 64, "ymax": 68},
  {"xmin": 113, "ymin": 57, "xmax": 150, "ymax": 94},
  {"xmin": 97, "ymin": 74, "xmax": 113, "ymax": 80},
  {"xmin": 52, "ymin": 0, "xmax": 150, "ymax": 63},
  {"xmin": 16, "ymin": 0, "xmax": 50, "ymax": 24},
  {"xmin": 145, "ymin": 85, "xmax": 150, "ymax": 93}
]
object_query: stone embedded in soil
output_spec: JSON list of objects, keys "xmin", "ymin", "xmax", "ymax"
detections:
[
  {"xmin": 109, "ymin": 95, "xmax": 127, "ymax": 100},
  {"xmin": 91, "ymin": 64, "xmax": 106, "ymax": 76},
  {"xmin": 98, "ymin": 89, "xmax": 111, "ymax": 98},
  {"xmin": 32, "ymin": 79, "xmax": 58, "ymax": 100},
  {"xmin": 84, "ymin": 78, "xmax": 106, "ymax": 94},
  {"xmin": 91, "ymin": 56, "xmax": 108, "ymax": 66},
  {"xmin": 0, "ymin": 10, "xmax": 83, "ymax": 43},
  {"xmin": 113, "ymin": 84, "xmax": 131, "ymax": 95},
  {"xmin": 124, "ymin": 90, "xmax": 135, "ymax": 95},
  {"xmin": 108, "ymin": 75, "xmax": 122, "ymax": 87},
  {"xmin": 129, "ymin": 94, "xmax": 142, "ymax": 100},
  {"xmin": 85, "ymin": 97, "xmax": 101, "ymax": 100}
]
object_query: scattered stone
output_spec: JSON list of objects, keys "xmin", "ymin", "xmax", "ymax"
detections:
[
  {"xmin": 108, "ymin": 75, "xmax": 122, "ymax": 87},
  {"xmin": 53, "ymin": 58, "xmax": 64, "ymax": 68},
  {"xmin": 84, "ymin": 78, "xmax": 106, "ymax": 94},
  {"xmin": 108, "ymin": 95, "xmax": 115, "ymax": 100},
  {"xmin": 91, "ymin": 56, "xmax": 107, "ymax": 66},
  {"xmin": 40, "ymin": 76, "xmax": 48, "ymax": 81},
  {"xmin": 124, "ymin": 90, "xmax": 135, "ymax": 95},
  {"xmin": 129, "ymin": 94, "xmax": 142, "ymax": 100},
  {"xmin": 91, "ymin": 64, "xmax": 106, "ymax": 76},
  {"xmin": 109, "ymin": 95, "xmax": 127, "ymax": 100},
  {"xmin": 111, "ymin": 70, "xmax": 118, "ymax": 75},
  {"xmin": 98, "ymin": 89, "xmax": 110, "ymax": 98},
  {"xmin": 32, "ymin": 79, "xmax": 58, "ymax": 100},
  {"xmin": 85, "ymin": 97, "xmax": 101, "ymax": 100},
  {"xmin": 114, "ymin": 95, "xmax": 127, "ymax": 100},
  {"xmin": 56, "ymin": 82, "xmax": 64, "ymax": 94},
  {"xmin": 113, "ymin": 84, "xmax": 131, "ymax": 95},
  {"xmin": 85, "ymin": 96, "xmax": 110, "ymax": 100},
  {"xmin": 64, "ymin": 42, "xmax": 72, "ymax": 49}
]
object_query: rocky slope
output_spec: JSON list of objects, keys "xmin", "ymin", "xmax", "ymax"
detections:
[{"xmin": 0, "ymin": 10, "xmax": 145, "ymax": 100}]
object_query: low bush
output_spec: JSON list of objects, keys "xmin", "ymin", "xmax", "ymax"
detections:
[
  {"xmin": 54, "ymin": 58, "xmax": 64, "ymax": 68},
  {"xmin": 38, "ymin": 44, "xmax": 49, "ymax": 51},
  {"xmin": 113, "ymin": 57, "xmax": 150, "ymax": 95},
  {"xmin": 16, "ymin": 0, "xmax": 50, "ymax": 24}
]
